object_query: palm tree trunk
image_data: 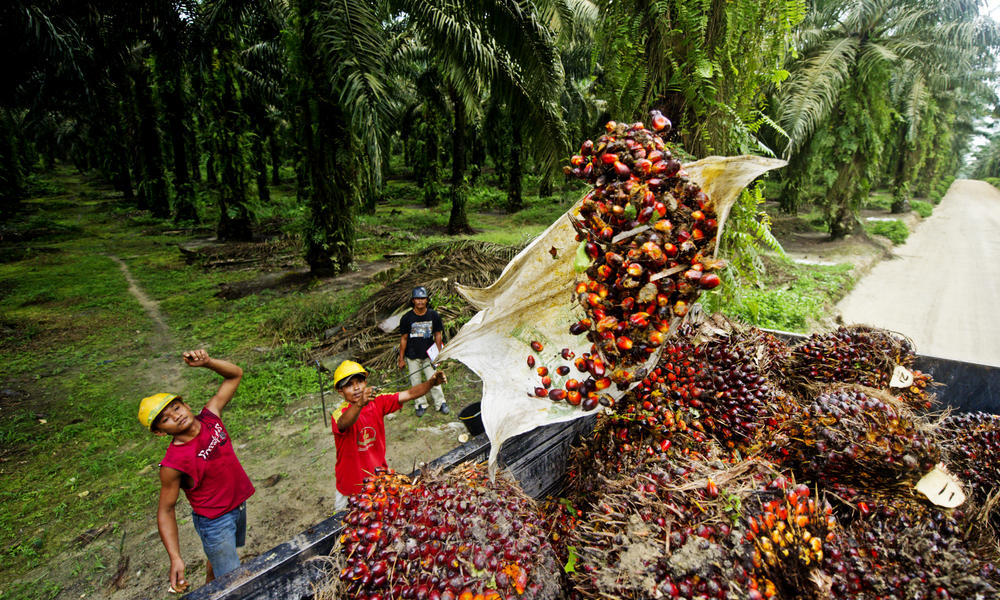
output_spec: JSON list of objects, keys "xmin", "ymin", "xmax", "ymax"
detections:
[
  {"xmin": 296, "ymin": 0, "xmax": 354, "ymax": 274},
  {"xmin": 448, "ymin": 87, "xmax": 473, "ymax": 234},
  {"xmin": 506, "ymin": 120, "xmax": 523, "ymax": 211},
  {"xmin": 131, "ymin": 62, "xmax": 171, "ymax": 218},
  {"xmin": 156, "ymin": 56, "xmax": 195, "ymax": 222},
  {"xmin": 215, "ymin": 58, "xmax": 252, "ymax": 241},
  {"xmin": 269, "ymin": 132, "xmax": 281, "ymax": 185}
]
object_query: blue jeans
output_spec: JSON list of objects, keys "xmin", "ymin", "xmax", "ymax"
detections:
[{"xmin": 191, "ymin": 502, "xmax": 246, "ymax": 578}]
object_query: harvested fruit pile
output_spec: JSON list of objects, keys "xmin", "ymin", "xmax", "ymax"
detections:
[
  {"xmin": 320, "ymin": 464, "xmax": 563, "ymax": 600},
  {"xmin": 557, "ymin": 318, "xmax": 1000, "ymax": 599}
]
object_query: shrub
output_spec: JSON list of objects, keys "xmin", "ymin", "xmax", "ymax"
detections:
[
  {"xmin": 910, "ymin": 200, "xmax": 933, "ymax": 218},
  {"xmin": 865, "ymin": 219, "xmax": 909, "ymax": 245}
]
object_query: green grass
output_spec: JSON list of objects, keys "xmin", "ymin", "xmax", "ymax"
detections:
[
  {"xmin": 865, "ymin": 219, "xmax": 909, "ymax": 245},
  {"xmin": 720, "ymin": 260, "xmax": 855, "ymax": 332}
]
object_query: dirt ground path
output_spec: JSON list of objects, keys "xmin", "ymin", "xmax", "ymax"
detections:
[{"xmin": 836, "ymin": 180, "xmax": 1000, "ymax": 367}]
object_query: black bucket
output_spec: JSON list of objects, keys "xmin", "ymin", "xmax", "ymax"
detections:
[{"xmin": 458, "ymin": 402, "xmax": 485, "ymax": 437}]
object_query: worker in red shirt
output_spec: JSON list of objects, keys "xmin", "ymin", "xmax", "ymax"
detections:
[
  {"xmin": 137, "ymin": 350, "xmax": 253, "ymax": 594},
  {"xmin": 330, "ymin": 360, "xmax": 447, "ymax": 511}
]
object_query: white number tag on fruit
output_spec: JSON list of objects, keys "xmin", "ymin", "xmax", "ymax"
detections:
[
  {"xmin": 889, "ymin": 365, "xmax": 914, "ymax": 388},
  {"xmin": 915, "ymin": 464, "xmax": 966, "ymax": 507}
]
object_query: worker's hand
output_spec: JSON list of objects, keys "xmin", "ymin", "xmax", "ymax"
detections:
[
  {"xmin": 349, "ymin": 386, "xmax": 373, "ymax": 408},
  {"xmin": 182, "ymin": 349, "xmax": 210, "ymax": 368},
  {"xmin": 168, "ymin": 557, "xmax": 188, "ymax": 593},
  {"xmin": 398, "ymin": 356, "xmax": 405, "ymax": 370},
  {"xmin": 431, "ymin": 371, "xmax": 447, "ymax": 386}
]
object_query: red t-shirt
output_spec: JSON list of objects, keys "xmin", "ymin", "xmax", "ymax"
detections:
[
  {"xmin": 332, "ymin": 393, "xmax": 401, "ymax": 495},
  {"xmin": 160, "ymin": 408, "xmax": 255, "ymax": 519}
]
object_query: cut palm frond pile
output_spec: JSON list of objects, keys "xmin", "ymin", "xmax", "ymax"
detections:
[{"xmin": 313, "ymin": 240, "xmax": 524, "ymax": 371}]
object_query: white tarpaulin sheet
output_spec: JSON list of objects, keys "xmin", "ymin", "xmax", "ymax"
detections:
[{"xmin": 437, "ymin": 155, "xmax": 786, "ymax": 471}]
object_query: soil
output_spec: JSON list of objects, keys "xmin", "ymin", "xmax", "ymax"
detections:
[{"xmin": 9, "ymin": 182, "xmax": 936, "ymax": 600}]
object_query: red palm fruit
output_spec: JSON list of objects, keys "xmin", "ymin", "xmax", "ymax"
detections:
[
  {"xmin": 647, "ymin": 177, "xmax": 663, "ymax": 189},
  {"xmin": 641, "ymin": 242, "xmax": 665, "ymax": 263},
  {"xmin": 565, "ymin": 378, "xmax": 579, "ymax": 390},
  {"xmin": 706, "ymin": 479, "xmax": 720, "ymax": 498},
  {"xmin": 633, "ymin": 158, "xmax": 653, "ymax": 175},
  {"xmin": 542, "ymin": 376, "xmax": 552, "ymax": 388},
  {"xmin": 653, "ymin": 201, "xmax": 667, "ymax": 217},
  {"xmin": 643, "ymin": 190, "xmax": 655, "ymax": 205},
  {"xmin": 569, "ymin": 319, "xmax": 591, "ymax": 335},
  {"xmin": 704, "ymin": 218, "xmax": 717, "ymax": 231},
  {"xmin": 570, "ymin": 155, "xmax": 584, "ymax": 166},
  {"xmin": 626, "ymin": 262, "xmax": 644, "ymax": 277},
  {"xmin": 656, "ymin": 293, "xmax": 670, "ymax": 306},
  {"xmin": 620, "ymin": 296, "xmax": 635, "ymax": 311},
  {"xmin": 599, "ymin": 226, "xmax": 614, "ymax": 241},
  {"xmin": 651, "ymin": 112, "xmax": 671, "ymax": 132},
  {"xmin": 605, "ymin": 120, "xmax": 617, "ymax": 132},
  {"xmin": 561, "ymin": 348, "xmax": 574, "ymax": 360},
  {"xmin": 611, "ymin": 204, "xmax": 625, "ymax": 218},
  {"xmin": 690, "ymin": 210, "xmax": 705, "ymax": 221},
  {"xmin": 596, "ymin": 315, "xmax": 618, "ymax": 332},
  {"xmin": 684, "ymin": 269, "xmax": 702, "ymax": 281},
  {"xmin": 616, "ymin": 336, "xmax": 633, "ymax": 351},
  {"xmin": 534, "ymin": 387, "xmax": 547, "ymax": 397},
  {"xmin": 582, "ymin": 162, "xmax": 593, "ymax": 177},
  {"xmin": 596, "ymin": 264, "xmax": 613, "ymax": 280},
  {"xmin": 536, "ymin": 366, "xmax": 548, "ymax": 377},
  {"xmin": 574, "ymin": 281, "xmax": 587, "ymax": 295},
  {"xmin": 527, "ymin": 355, "xmax": 535, "ymax": 368},
  {"xmin": 648, "ymin": 330, "xmax": 664, "ymax": 347},
  {"xmin": 557, "ymin": 365, "xmax": 570, "ymax": 376},
  {"xmin": 662, "ymin": 242, "xmax": 678, "ymax": 257},
  {"xmin": 530, "ymin": 340, "xmax": 543, "ymax": 352},
  {"xmin": 637, "ymin": 206, "xmax": 655, "ymax": 223},
  {"xmin": 566, "ymin": 390, "xmax": 582, "ymax": 405},
  {"xmin": 582, "ymin": 394, "xmax": 599, "ymax": 410},
  {"xmin": 601, "ymin": 153, "xmax": 618, "ymax": 165},
  {"xmin": 699, "ymin": 273, "xmax": 721, "ymax": 289},
  {"xmin": 648, "ymin": 150, "xmax": 664, "ymax": 163},
  {"xmin": 585, "ymin": 242, "xmax": 599, "ymax": 259},
  {"xmin": 549, "ymin": 389, "xmax": 567, "ymax": 402},
  {"xmin": 605, "ymin": 251, "xmax": 624, "ymax": 268},
  {"xmin": 587, "ymin": 293, "xmax": 603, "ymax": 308},
  {"xmin": 662, "ymin": 159, "xmax": 681, "ymax": 177},
  {"xmin": 581, "ymin": 139, "xmax": 594, "ymax": 155},
  {"xmin": 574, "ymin": 357, "xmax": 588, "ymax": 372},
  {"xmin": 695, "ymin": 190, "xmax": 709, "ymax": 208},
  {"xmin": 595, "ymin": 377, "xmax": 612, "ymax": 390},
  {"xmin": 674, "ymin": 300, "xmax": 688, "ymax": 316},
  {"xmin": 692, "ymin": 228, "xmax": 705, "ymax": 241},
  {"xmin": 653, "ymin": 218, "xmax": 672, "ymax": 233},
  {"xmin": 628, "ymin": 312, "xmax": 650, "ymax": 328},
  {"xmin": 591, "ymin": 359, "xmax": 606, "ymax": 377},
  {"xmin": 676, "ymin": 230, "xmax": 691, "ymax": 243}
]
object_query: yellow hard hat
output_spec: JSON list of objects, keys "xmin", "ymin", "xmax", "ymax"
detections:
[
  {"xmin": 333, "ymin": 360, "xmax": 367, "ymax": 389},
  {"xmin": 138, "ymin": 393, "xmax": 179, "ymax": 430}
]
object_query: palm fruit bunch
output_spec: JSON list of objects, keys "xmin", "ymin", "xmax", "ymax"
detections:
[
  {"xmin": 613, "ymin": 320, "xmax": 793, "ymax": 455},
  {"xmin": 825, "ymin": 494, "xmax": 1000, "ymax": 599},
  {"xmin": 564, "ymin": 456, "xmax": 771, "ymax": 600},
  {"xmin": 786, "ymin": 325, "xmax": 935, "ymax": 411},
  {"xmin": 561, "ymin": 112, "xmax": 726, "ymax": 396},
  {"xmin": 331, "ymin": 464, "xmax": 564, "ymax": 600},
  {"xmin": 741, "ymin": 479, "xmax": 839, "ymax": 600},
  {"xmin": 938, "ymin": 411, "xmax": 1000, "ymax": 507},
  {"xmin": 769, "ymin": 386, "xmax": 940, "ymax": 488}
]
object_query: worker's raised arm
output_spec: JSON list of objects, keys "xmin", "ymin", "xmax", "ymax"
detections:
[
  {"xmin": 398, "ymin": 371, "xmax": 447, "ymax": 403},
  {"xmin": 183, "ymin": 350, "xmax": 243, "ymax": 416}
]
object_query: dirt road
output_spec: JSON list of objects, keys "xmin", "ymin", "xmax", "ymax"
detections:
[{"xmin": 836, "ymin": 180, "xmax": 1000, "ymax": 367}]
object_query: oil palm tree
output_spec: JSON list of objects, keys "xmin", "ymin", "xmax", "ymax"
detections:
[
  {"xmin": 776, "ymin": 0, "xmax": 997, "ymax": 237},
  {"xmin": 292, "ymin": 0, "xmax": 566, "ymax": 273}
]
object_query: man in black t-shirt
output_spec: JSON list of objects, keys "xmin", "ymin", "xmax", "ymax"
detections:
[{"xmin": 398, "ymin": 286, "xmax": 448, "ymax": 417}]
